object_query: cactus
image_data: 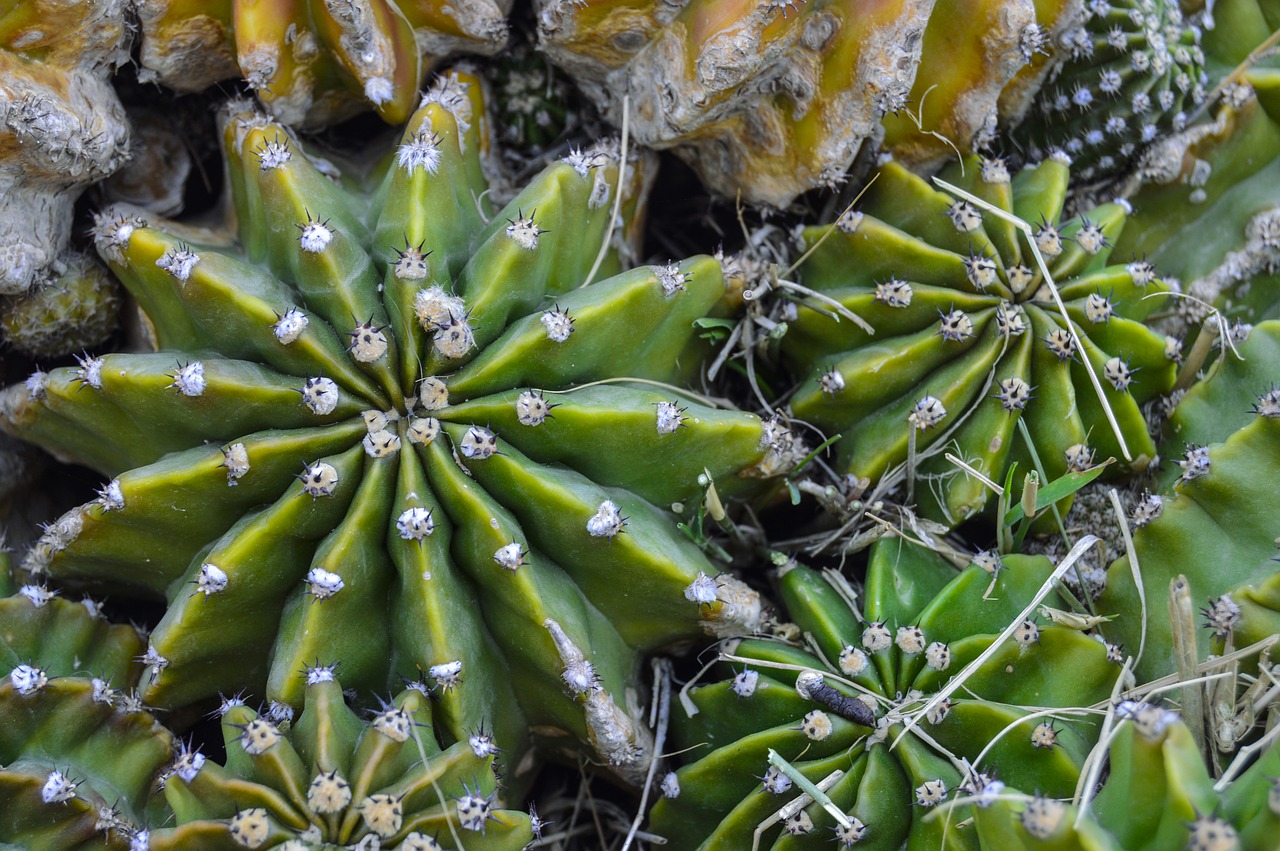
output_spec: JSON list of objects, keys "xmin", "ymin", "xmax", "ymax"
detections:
[
  {"xmin": 648, "ymin": 537, "xmax": 1121, "ymax": 850},
  {"xmin": 133, "ymin": 0, "xmax": 512, "ymax": 128},
  {"xmin": 786, "ymin": 153, "xmax": 1177, "ymax": 526},
  {"xmin": 0, "ymin": 0, "xmax": 131, "ymax": 294},
  {"xmin": 972, "ymin": 707, "xmax": 1280, "ymax": 851},
  {"xmin": 1106, "ymin": 0, "xmax": 1280, "ymax": 326},
  {"xmin": 0, "ymin": 251, "xmax": 120, "ymax": 357},
  {"xmin": 0, "ymin": 72, "xmax": 774, "ymax": 789},
  {"xmin": 535, "ymin": 0, "xmax": 1081, "ymax": 206},
  {"xmin": 143, "ymin": 668, "xmax": 532, "ymax": 850},
  {"xmin": 1099, "ymin": 321, "xmax": 1280, "ymax": 684},
  {"xmin": 0, "ymin": 553, "xmax": 174, "ymax": 847},
  {"xmin": 1010, "ymin": 0, "xmax": 1208, "ymax": 182}
]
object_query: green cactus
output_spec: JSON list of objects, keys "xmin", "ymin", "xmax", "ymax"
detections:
[
  {"xmin": 535, "ymin": 0, "xmax": 1077, "ymax": 206},
  {"xmin": 1010, "ymin": 0, "xmax": 1207, "ymax": 182},
  {"xmin": 1099, "ymin": 322, "xmax": 1280, "ymax": 685},
  {"xmin": 0, "ymin": 252, "xmax": 120, "ymax": 358},
  {"xmin": 132, "ymin": 0, "xmax": 512, "ymax": 128},
  {"xmin": 786, "ymin": 153, "xmax": 1177, "ymax": 526},
  {"xmin": 0, "ymin": 553, "xmax": 174, "ymax": 848},
  {"xmin": 648, "ymin": 537, "xmax": 1121, "ymax": 850},
  {"xmin": 1107, "ymin": 0, "xmax": 1280, "ymax": 327},
  {"xmin": 0, "ymin": 0, "xmax": 131, "ymax": 293},
  {"xmin": 0, "ymin": 71, "xmax": 775, "ymax": 790},
  {"xmin": 142, "ymin": 669, "xmax": 532, "ymax": 850},
  {"xmin": 972, "ymin": 708, "xmax": 1280, "ymax": 851}
]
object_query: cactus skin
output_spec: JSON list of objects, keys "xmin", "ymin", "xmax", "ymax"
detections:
[
  {"xmin": 0, "ymin": 252, "xmax": 120, "ymax": 357},
  {"xmin": 787, "ymin": 154, "xmax": 1176, "ymax": 526},
  {"xmin": 144, "ymin": 670, "xmax": 532, "ymax": 850},
  {"xmin": 0, "ymin": 554, "xmax": 175, "ymax": 848},
  {"xmin": 0, "ymin": 72, "xmax": 772, "ymax": 789},
  {"xmin": 534, "ymin": 0, "xmax": 1082, "ymax": 205},
  {"xmin": 648, "ymin": 538, "xmax": 1120, "ymax": 850},
  {"xmin": 1011, "ymin": 0, "xmax": 1208, "ymax": 182},
  {"xmin": 1100, "ymin": 322, "xmax": 1280, "ymax": 684},
  {"xmin": 1106, "ymin": 0, "xmax": 1280, "ymax": 326},
  {"xmin": 133, "ymin": 0, "xmax": 512, "ymax": 128},
  {"xmin": 0, "ymin": 0, "xmax": 131, "ymax": 294},
  {"xmin": 973, "ymin": 709, "xmax": 1280, "ymax": 851}
]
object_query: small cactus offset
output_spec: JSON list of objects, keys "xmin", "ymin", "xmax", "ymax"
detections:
[
  {"xmin": 0, "ymin": 0, "xmax": 131, "ymax": 293},
  {"xmin": 0, "ymin": 72, "xmax": 773, "ymax": 788},
  {"xmin": 133, "ymin": 0, "xmax": 512, "ymax": 127},
  {"xmin": 0, "ymin": 251, "xmax": 120, "ymax": 357},
  {"xmin": 144, "ymin": 668, "xmax": 533, "ymax": 850},
  {"xmin": 786, "ymin": 153, "xmax": 1178, "ymax": 525},
  {"xmin": 1010, "ymin": 0, "xmax": 1208, "ymax": 182},
  {"xmin": 648, "ymin": 538, "xmax": 1121, "ymax": 850},
  {"xmin": 0, "ymin": 553, "xmax": 174, "ymax": 848}
]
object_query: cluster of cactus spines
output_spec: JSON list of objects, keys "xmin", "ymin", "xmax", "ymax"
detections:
[
  {"xmin": 648, "ymin": 537, "xmax": 1122, "ymax": 850},
  {"xmin": 1099, "ymin": 321, "xmax": 1280, "ymax": 684},
  {"xmin": 535, "ymin": 0, "xmax": 1089, "ymax": 205},
  {"xmin": 786, "ymin": 153, "xmax": 1177, "ymax": 526},
  {"xmin": 0, "ymin": 553, "xmax": 175, "ymax": 848},
  {"xmin": 0, "ymin": 0, "xmax": 131, "ymax": 294},
  {"xmin": 133, "ymin": 0, "xmax": 512, "ymax": 128},
  {"xmin": 0, "ymin": 71, "xmax": 775, "ymax": 789},
  {"xmin": 143, "ymin": 669, "xmax": 532, "ymax": 850},
  {"xmin": 973, "ymin": 707, "xmax": 1280, "ymax": 850},
  {"xmin": 0, "ymin": 251, "xmax": 120, "ymax": 357},
  {"xmin": 1011, "ymin": 0, "xmax": 1207, "ymax": 181}
]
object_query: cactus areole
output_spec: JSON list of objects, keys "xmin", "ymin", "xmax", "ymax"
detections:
[{"xmin": 0, "ymin": 72, "xmax": 774, "ymax": 787}]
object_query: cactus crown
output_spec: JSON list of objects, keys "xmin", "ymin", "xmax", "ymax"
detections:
[
  {"xmin": 0, "ymin": 71, "xmax": 772, "ymax": 787},
  {"xmin": 787, "ymin": 153, "xmax": 1178, "ymax": 525}
]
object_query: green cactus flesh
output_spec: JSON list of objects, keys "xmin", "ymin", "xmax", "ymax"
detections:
[
  {"xmin": 648, "ymin": 537, "xmax": 1122, "ymax": 850},
  {"xmin": 1011, "ymin": 0, "xmax": 1207, "ymax": 181},
  {"xmin": 786, "ymin": 153, "xmax": 1178, "ymax": 526},
  {"xmin": 0, "ymin": 554, "xmax": 174, "ymax": 849},
  {"xmin": 0, "ymin": 72, "xmax": 772, "ymax": 786},
  {"xmin": 972, "ymin": 708, "xmax": 1280, "ymax": 851},
  {"xmin": 144, "ymin": 670, "xmax": 532, "ymax": 851},
  {"xmin": 132, "ymin": 0, "xmax": 511, "ymax": 128},
  {"xmin": 1099, "ymin": 325, "xmax": 1280, "ymax": 684}
]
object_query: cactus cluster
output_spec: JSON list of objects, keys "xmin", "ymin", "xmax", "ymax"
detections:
[{"xmin": 1, "ymin": 0, "xmax": 1280, "ymax": 846}]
